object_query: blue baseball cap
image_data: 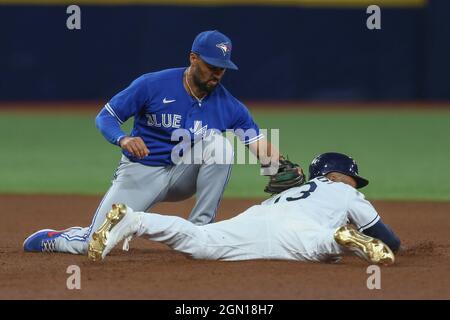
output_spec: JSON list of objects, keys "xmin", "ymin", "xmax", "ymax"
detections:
[{"xmin": 191, "ymin": 30, "xmax": 238, "ymax": 70}]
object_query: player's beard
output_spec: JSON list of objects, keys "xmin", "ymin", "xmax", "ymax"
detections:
[{"xmin": 192, "ymin": 72, "xmax": 219, "ymax": 94}]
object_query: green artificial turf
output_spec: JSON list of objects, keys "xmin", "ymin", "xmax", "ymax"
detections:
[{"xmin": 1, "ymin": 108, "xmax": 449, "ymax": 200}]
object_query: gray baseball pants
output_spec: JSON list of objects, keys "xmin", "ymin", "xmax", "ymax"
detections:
[{"xmin": 56, "ymin": 134, "xmax": 233, "ymax": 254}]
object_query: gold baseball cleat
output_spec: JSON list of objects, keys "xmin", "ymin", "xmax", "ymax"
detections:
[
  {"xmin": 88, "ymin": 203, "xmax": 127, "ymax": 261},
  {"xmin": 334, "ymin": 225, "xmax": 395, "ymax": 265}
]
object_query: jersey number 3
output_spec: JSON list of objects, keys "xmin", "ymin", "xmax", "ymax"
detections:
[{"xmin": 274, "ymin": 181, "xmax": 317, "ymax": 203}]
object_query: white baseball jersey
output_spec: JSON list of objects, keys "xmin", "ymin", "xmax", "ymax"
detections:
[
  {"xmin": 261, "ymin": 176, "xmax": 380, "ymax": 231},
  {"xmin": 138, "ymin": 176, "xmax": 381, "ymax": 262}
]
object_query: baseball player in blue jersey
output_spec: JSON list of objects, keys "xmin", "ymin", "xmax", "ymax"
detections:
[{"xmin": 23, "ymin": 30, "xmax": 305, "ymax": 257}]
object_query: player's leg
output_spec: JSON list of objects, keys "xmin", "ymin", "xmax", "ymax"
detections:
[
  {"xmin": 197, "ymin": 208, "xmax": 273, "ymax": 260},
  {"xmin": 97, "ymin": 206, "xmax": 210, "ymax": 260},
  {"xmin": 165, "ymin": 133, "xmax": 233, "ymax": 225},
  {"xmin": 139, "ymin": 212, "xmax": 210, "ymax": 258},
  {"xmin": 27, "ymin": 157, "xmax": 170, "ymax": 255},
  {"xmin": 143, "ymin": 211, "xmax": 270, "ymax": 260},
  {"xmin": 100, "ymin": 204, "xmax": 270, "ymax": 261},
  {"xmin": 266, "ymin": 220, "xmax": 394, "ymax": 264},
  {"xmin": 192, "ymin": 133, "xmax": 234, "ymax": 224},
  {"xmin": 311, "ymin": 227, "xmax": 346, "ymax": 263},
  {"xmin": 262, "ymin": 214, "xmax": 344, "ymax": 263}
]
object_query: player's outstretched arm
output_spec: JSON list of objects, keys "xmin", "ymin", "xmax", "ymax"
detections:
[
  {"xmin": 95, "ymin": 107, "xmax": 149, "ymax": 159},
  {"xmin": 247, "ymin": 138, "xmax": 280, "ymax": 174},
  {"xmin": 95, "ymin": 107, "xmax": 128, "ymax": 146},
  {"xmin": 247, "ymin": 138, "xmax": 305, "ymax": 194}
]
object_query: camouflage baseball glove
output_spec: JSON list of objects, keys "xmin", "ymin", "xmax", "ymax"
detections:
[{"xmin": 264, "ymin": 156, "xmax": 306, "ymax": 194}]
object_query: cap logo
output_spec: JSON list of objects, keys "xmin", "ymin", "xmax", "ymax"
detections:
[{"xmin": 216, "ymin": 42, "xmax": 231, "ymax": 56}]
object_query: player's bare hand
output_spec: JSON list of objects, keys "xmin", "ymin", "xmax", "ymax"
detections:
[{"xmin": 119, "ymin": 136, "xmax": 149, "ymax": 159}]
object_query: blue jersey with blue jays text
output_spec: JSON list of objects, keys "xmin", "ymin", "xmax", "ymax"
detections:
[{"xmin": 99, "ymin": 67, "xmax": 262, "ymax": 166}]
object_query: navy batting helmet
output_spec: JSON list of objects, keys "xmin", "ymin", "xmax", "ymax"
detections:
[{"xmin": 309, "ymin": 152, "xmax": 369, "ymax": 189}]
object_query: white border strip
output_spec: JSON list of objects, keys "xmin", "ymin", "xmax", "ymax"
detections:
[
  {"xmin": 105, "ymin": 103, "xmax": 124, "ymax": 124},
  {"xmin": 359, "ymin": 214, "xmax": 380, "ymax": 231},
  {"xmin": 244, "ymin": 133, "xmax": 265, "ymax": 145}
]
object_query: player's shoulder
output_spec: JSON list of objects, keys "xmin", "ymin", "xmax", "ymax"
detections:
[
  {"xmin": 310, "ymin": 176, "xmax": 358, "ymax": 194},
  {"xmin": 127, "ymin": 68, "xmax": 183, "ymax": 88},
  {"xmin": 214, "ymin": 85, "xmax": 243, "ymax": 105},
  {"xmin": 321, "ymin": 177, "xmax": 368, "ymax": 202},
  {"xmin": 309, "ymin": 177, "xmax": 369, "ymax": 207},
  {"xmin": 138, "ymin": 67, "xmax": 184, "ymax": 83},
  {"xmin": 214, "ymin": 85, "xmax": 252, "ymax": 119}
]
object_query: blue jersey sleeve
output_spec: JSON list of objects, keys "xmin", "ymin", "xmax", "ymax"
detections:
[
  {"xmin": 106, "ymin": 75, "xmax": 150, "ymax": 124},
  {"xmin": 95, "ymin": 108, "xmax": 127, "ymax": 146},
  {"xmin": 232, "ymin": 103, "xmax": 264, "ymax": 145}
]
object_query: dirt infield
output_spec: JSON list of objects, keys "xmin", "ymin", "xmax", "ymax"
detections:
[{"xmin": 1, "ymin": 195, "xmax": 449, "ymax": 300}]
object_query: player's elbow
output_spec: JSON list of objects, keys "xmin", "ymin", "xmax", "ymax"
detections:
[
  {"xmin": 95, "ymin": 113, "xmax": 101, "ymax": 130},
  {"xmin": 95, "ymin": 108, "xmax": 109, "ymax": 130}
]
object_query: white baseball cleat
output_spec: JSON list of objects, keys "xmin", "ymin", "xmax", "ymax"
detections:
[
  {"xmin": 88, "ymin": 203, "xmax": 142, "ymax": 261},
  {"xmin": 334, "ymin": 225, "xmax": 395, "ymax": 265}
]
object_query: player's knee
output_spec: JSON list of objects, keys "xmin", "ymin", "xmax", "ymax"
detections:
[{"xmin": 203, "ymin": 133, "xmax": 234, "ymax": 165}]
